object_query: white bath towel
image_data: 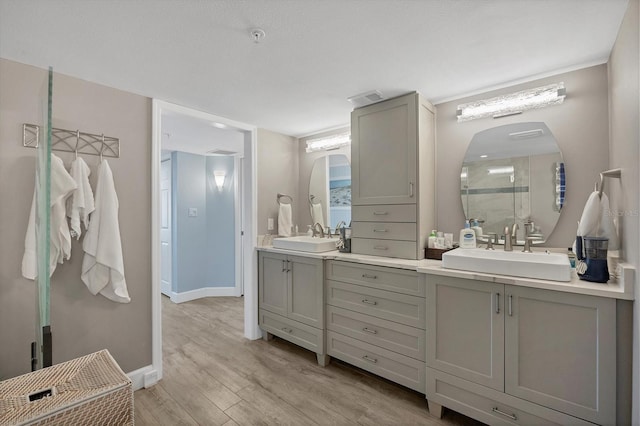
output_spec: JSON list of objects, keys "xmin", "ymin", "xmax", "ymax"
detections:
[
  {"xmin": 22, "ymin": 154, "xmax": 78, "ymax": 279},
  {"xmin": 278, "ymin": 203, "xmax": 293, "ymax": 237},
  {"xmin": 311, "ymin": 202, "xmax": 325, "ymax": 228},
  {"xmin": 67, "ymin": 157, "xmax": 95, "ymax": 239},
  {"xmin": 81, "ymin": 160, "xmax": 130, "ymax": 303}
]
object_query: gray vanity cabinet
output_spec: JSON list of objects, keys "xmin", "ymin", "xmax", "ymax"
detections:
[
  {"xmin": 350, "ymin": 92, "xmax": 435, "ymax": 259},
  {"xmin": 426, "ymin": 275, "xmax": 616, "ymax": 425},
  {"xmin": 258, "ymin": 251, "xmax": 326, "ymax": 364}
]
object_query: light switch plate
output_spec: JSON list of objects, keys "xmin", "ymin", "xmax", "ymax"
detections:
[
  {"xmin": 267, "ymin": 217, "xmax": 274, "ymax": 231},
  {"xmin": 188, "ymin": 208, "xmax": 198, "ymax": 217}
]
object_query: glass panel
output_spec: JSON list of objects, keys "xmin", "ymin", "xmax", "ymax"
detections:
[{"xmin": 34, "ymin": 67, "xmax": 53, "ymax": 369}]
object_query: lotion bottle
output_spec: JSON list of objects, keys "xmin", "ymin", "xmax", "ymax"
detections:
[{"xmin": 459, "ymin": 220, "xmax": 476, "ymax": 249}]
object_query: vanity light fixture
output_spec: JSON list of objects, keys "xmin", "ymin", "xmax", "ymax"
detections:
[
  {"xmin": 305, "ymin": 132, "xmax": 351, "ymax": 153},
  {"xmin": 480, "ymin": 154, "xmax": 488, "ymax": 158},
  {"xmin": 214, "ymin": 171, "xmax": 226, "ymax": 190},
  {"xmin": 487, "ymin": 166, "xmax": 514, "ymax": 175},
  {"xmin": 456, "ymin": 82, "xmax": 566, "ymax": 122}
]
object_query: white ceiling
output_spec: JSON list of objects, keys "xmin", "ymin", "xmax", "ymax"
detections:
[{"xmin": 0, "ymin": 0, "xmax": 629, "ymax": 138}]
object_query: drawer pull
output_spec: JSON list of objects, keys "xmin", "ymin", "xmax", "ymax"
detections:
[
  {"xmin": 281, "ymin": 327, "xmax": 293, "ymax": 333},
  {"xmin": 362, "ymin": 355, "xmax": 378, "ymax": 364},
  {"xmin": 492, "ymin": 407, "xmax": 517, "ymax": 421},
  {"xmin": 373, "ymin": 211, "xmax": 388, "ymax": 216},
  {"xmin": 361, "ymin": 299, "xmax": 378, "ymax": 305},
  {"xmin": 373, "ymin": 228, "xmax": 388, "ymax": 233},
  {"xmin": 361, "ymin": 273, "xmax": 378, "ymax": 279},
  {"xmin": 508, "ymin": 294, "xmax": 513, "ymax": 316},
  {"xmin": 373, "ymin": 246, "xmax": 388, "ymax": 250},
  {"xmin": 362, "ymin": 327, "xmax": 378, "ymax": 334}
]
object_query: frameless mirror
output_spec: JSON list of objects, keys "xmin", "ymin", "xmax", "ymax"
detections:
[
  {"xmin": 309, "ymin": 154, "xmax": 351, "ymax": 229},
  {"xmin": 460, "ymin": 122, "xmax": 565, "ymax": 244}
]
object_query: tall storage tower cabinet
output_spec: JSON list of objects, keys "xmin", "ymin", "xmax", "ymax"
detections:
[{"xmin": 350, "ymin": 92, "xmax": 436, "ymax": 259}]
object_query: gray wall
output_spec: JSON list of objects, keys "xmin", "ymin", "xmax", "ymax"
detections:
[
  {"xmin": 172, "ymin": 151, "xmax": 235, "ymax": 292},
  {"xmin": 435, "ymin": 64, "xmax": 610, "ymax": 249},
  {"xmin": 206, "ymin": 155, "xmax": 235, "ymax": 286},
  {"xmin": 608, "ymin": 0, "xmax": 639, "ymax": 423},
  {"xmin": 257, "ymin": 128, "xmax": 299, "ymax": 236},
  {"xmin": 0, "ymin": 59, "xmax": 152, "ymax": 378}
]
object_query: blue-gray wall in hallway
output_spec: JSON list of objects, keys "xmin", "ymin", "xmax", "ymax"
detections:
[
  {"xmin": 172, "ymin": 151, "xmax": 236, "ymax": 294},
  {"xmin": 206, "ymin": 156, "xmax": 235, "ymax": 287}
]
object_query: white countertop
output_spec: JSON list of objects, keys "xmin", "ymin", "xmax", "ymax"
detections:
[{"xmin": 256, "ymin": 246, "xmax": 635, "ymax": 300}]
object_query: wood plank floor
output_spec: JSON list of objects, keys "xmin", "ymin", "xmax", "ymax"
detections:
[{"xmin": 134, "ymin": 296, "xmax": 485, "ymax": 426}]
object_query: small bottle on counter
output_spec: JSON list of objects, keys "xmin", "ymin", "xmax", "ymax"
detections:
[
  {"xmin": 567, "ymin": 247, "xmax": 576, "ymax": 268},
  {"xmin": 459, "ymin": 220, "xmax": 476, "ymax": 249},
  {"xmin": 428, "ymin": 230, "xmax": 437, "ymax": 248}
]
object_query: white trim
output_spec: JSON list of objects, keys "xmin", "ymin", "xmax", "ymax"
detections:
[
  {"xmin": 170, "ymin": 286, "xmax": 239, "ymax": 303},
  {"xmin": 127, "ymin": 365, "xmax": 158, "ymax": 390},
  {"xmin": 234, "ymin": 156, "xmax": 242, "ymax": 297},
  {"xmin": 151, "ymin": 99, "xmax": 261, "ymax": 388}
]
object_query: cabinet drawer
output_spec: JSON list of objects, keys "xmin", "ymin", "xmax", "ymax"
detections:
[
  {"xmin": 327, "ymin": 331, "xmax": 425, "ymax": 393},
  {"xmin": 352, "ymin": 204, "xmax": 416, "ymax": 222},
  {"xmin": 327, "ymin": 306, "xmax": 425, "ymax": 361},
  {"xmin": 427, "ymin": 368, "xmax": 592, "ymax": 426},
  {"xmin": 351, "ymin": 222, "xmax": 416, "ymax": 241},
  {"xmin": 259, "ymin": 309, "xmax": 324, "ymax": 354},
  {"xmin": 351, "ymin": 238, "xmax": 418, "ymax": 260},
  {"xmin": 326, "ymin": 280, "xmax": 425, "ymax": 328},
  {"xmin": 326, "ymin": 260, "xmax": 423, "ymax": 296}
]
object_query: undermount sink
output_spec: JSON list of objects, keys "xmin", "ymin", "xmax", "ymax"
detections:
[
  {"xmin": 272, "ymin": 235, "xmax": 338, "ymax": 253},
  {"xmin": 441, "ymin": 248, "xmax": 571, "ymax": 282}
]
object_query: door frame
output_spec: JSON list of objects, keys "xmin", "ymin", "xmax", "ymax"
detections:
[{"xmin": 151, "ymin": 100, "xmax": 261, "ymax": 382}]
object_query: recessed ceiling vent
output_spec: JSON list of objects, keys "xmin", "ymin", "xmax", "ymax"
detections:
[
  {"xmin": 207, "ymin": 149, "xmax": 237, "ymax": 156},
  {"xmin": 348, "ymin": 90, "xmax": 385, "ymax": 108}
]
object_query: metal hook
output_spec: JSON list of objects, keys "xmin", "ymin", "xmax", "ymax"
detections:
[
  {"xmin": 100, "ymin": 134, "xmax": 105, "ymax": 162},
  {"xmin": 74, "ymin": 130, "xmax": 80, "ymax": 159}
]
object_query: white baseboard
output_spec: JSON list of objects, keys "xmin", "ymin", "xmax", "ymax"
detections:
[
  {"xmin": 170, "ymin": 286, "xmax": 240, "ymax": 303},
  {"xmin": 127, "ymin": 365, "xmax": 160, "ymax": 390}
]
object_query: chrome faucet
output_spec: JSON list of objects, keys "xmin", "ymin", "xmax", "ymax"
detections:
[
  {"xmin": 312, "ymin": 222, "xmax": 325, "ymax": 238},
  {"xmin": 334, "ymin": 221, "xmax": 347, "ymax": 237},
  {"xmin": 504, "ymin": 223, "xmax": 519, "ymax": 251}
]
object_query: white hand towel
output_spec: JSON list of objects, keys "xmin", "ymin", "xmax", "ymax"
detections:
[
  {"xmin": 22, "ymin": 154, "xmax": 77, "ymax": 279},
  {"xmin": 81, "ymin": 160, "xmax": 130, "ymax": 303},
  {"xmin": 575, "ymin": 191, "xmax": 619, "ymax": 255},
  {"xmin": 311, "ymin": 202, "xmax": 325, "ymax": 228},
  {"xmin": 67, "ymin": 157, "xmax": 95, "ymax": 239},
  {"xmin": 278, "ymin": 203, "xmax": 293, "ymax": 237}
]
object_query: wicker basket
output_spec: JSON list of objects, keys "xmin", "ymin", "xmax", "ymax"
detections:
[{"xmin": 0, "ymin": 349, "xmax": 133, "ymax": 425}]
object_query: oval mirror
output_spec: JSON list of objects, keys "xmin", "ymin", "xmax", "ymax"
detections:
[
  {"xmin": 460, "ymin": 122, "xmax": 565, "ymax": 244},
  {"xmin": 309, "ymin": 154, "xmax": 351, "ymax": 229}
]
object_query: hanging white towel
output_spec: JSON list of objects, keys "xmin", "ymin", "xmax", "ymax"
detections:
[
  {"xmin": 575, "ymin": 191, "xmax": 619, "ymax": 255},
  {"xmin": 311, "ymin": 202, "xmax": 325, "ymax": 228},
  {"xmin": 81, "ymin": 160, "xmax": 130, "ymax": 303},
  {"xmin": 278, "ymin": 203, "xmax": 293, "ymax": 237},
  {"xmin": 67, "ymin": 157, "xmax": 95, "ymax": 239},
  {"xmin": 22, "ymin": 154, "xmax": 78, "ymax": 279}
]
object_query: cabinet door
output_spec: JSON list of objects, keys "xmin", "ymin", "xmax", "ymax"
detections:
[
  {"xmin": 505, "ymin": 286, "xmax": 616, "ymax": 425},
  {"xmin": 351, "ymin": 93, "xmax": 417, "ymax": 205},
  {"xmin": 258, "ymin": 252, "xmax": 288, "ymax": 317},
  {"xmin": 288, "ymin": 255, "xmax": 324, "ymax": 328},
  {"xmin": 426, "ymin": 276, "xmax": 504, "ymax": 391}
]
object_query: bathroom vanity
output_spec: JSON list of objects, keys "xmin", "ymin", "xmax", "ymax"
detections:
[{"xmin": 257, "ymin": 246, "xmax": 634, "ymax": 426}]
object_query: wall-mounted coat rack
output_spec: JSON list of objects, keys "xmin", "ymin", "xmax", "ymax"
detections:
[{"xmin": 23, "ymin": 123, "xmax": 120, "ymax": 158}]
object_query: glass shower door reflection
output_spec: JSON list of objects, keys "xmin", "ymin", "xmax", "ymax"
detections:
[{"xmin": 34, "ymin": 67, "xmax": 53, "ymax": 370}]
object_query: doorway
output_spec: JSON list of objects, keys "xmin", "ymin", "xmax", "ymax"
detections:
[{"xmin": 151, "ymin": 100, "xmax": 261, "ymax": 383}]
